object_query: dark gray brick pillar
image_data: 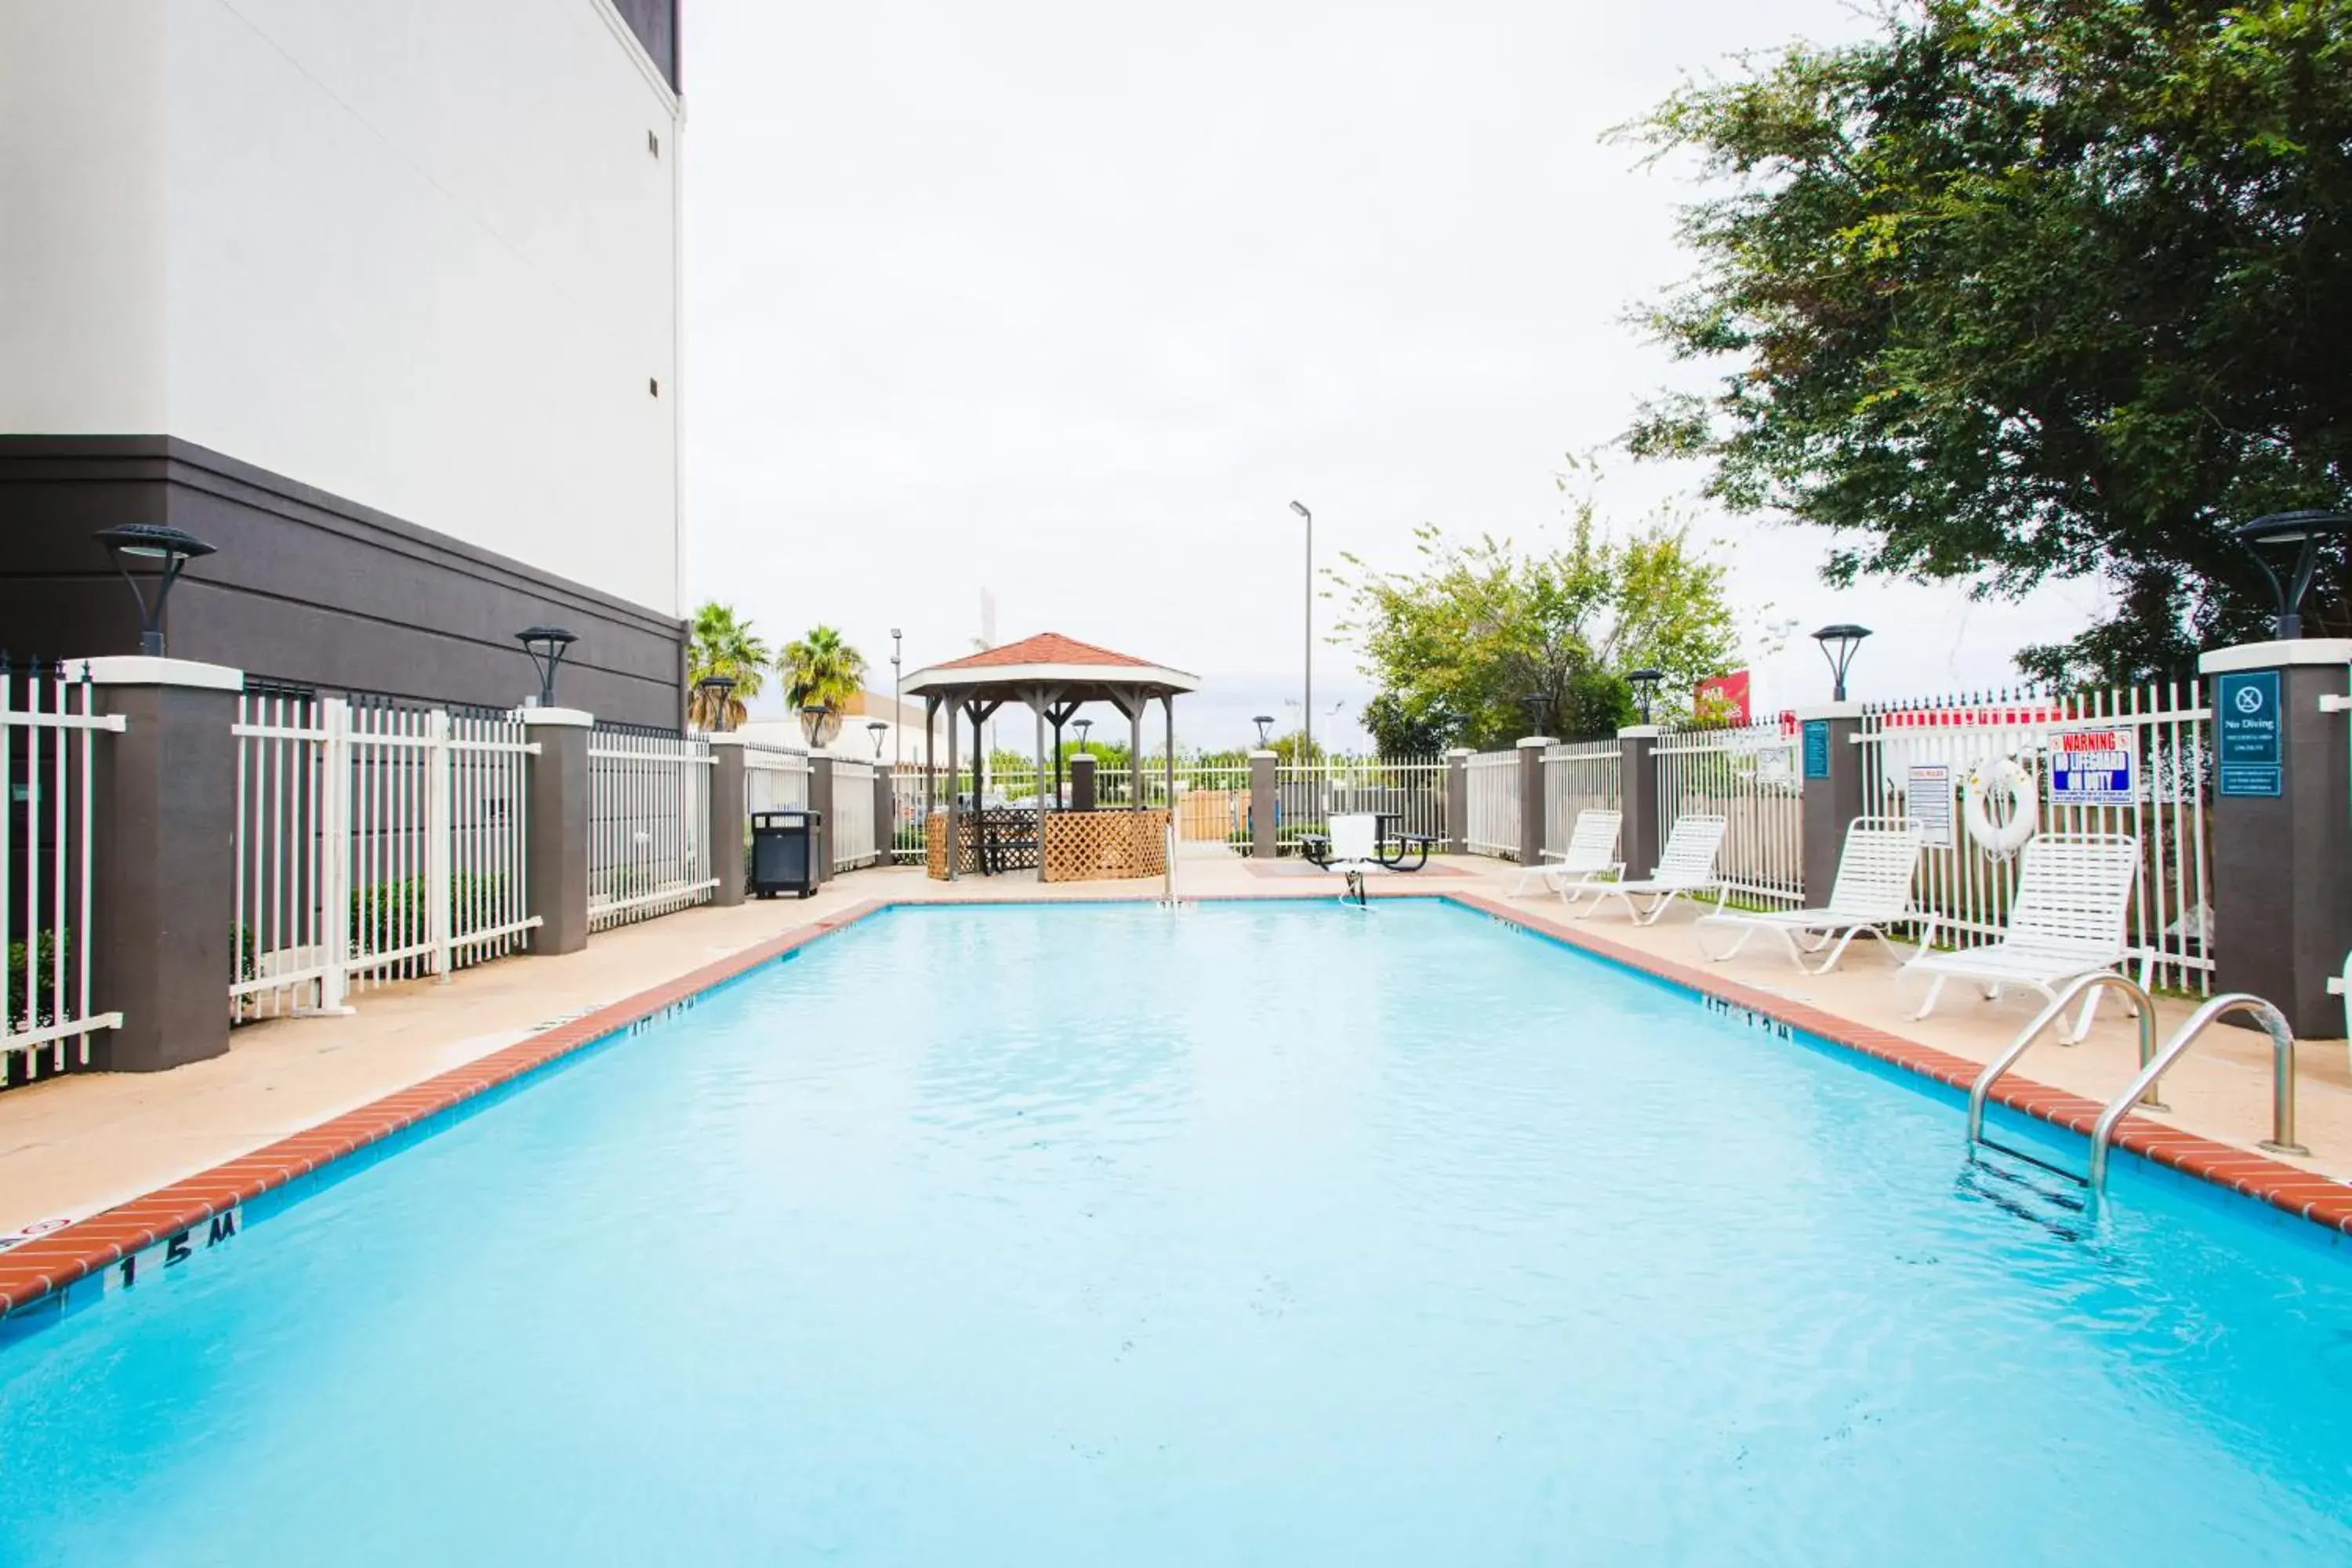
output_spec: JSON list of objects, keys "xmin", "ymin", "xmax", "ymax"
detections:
[
  {"xmin": 522, "ymin": 708, "xmax": 592, "ymax": 955},
  {"xmin": 86, "ymin": 658, "xmax": 240, "ymax": 1071}
]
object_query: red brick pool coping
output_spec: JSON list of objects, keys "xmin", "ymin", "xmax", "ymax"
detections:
[{"xmin": 5, "ymin": 885, "xmax": 2348, "ymax": 1323}]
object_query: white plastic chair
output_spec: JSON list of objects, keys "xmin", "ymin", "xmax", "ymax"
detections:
[
  {"xmin": 1695, "ymin": 816, "xmax": 1926, "ymax": 973},
  {"xmin": 1901, "ymin": 832, "xmax": 2143, "ymax": 1040},
  {"xmin": 1563, "ymin": 813, "xmax": 1729, "ymax": 925},
  {"xmin": 1509, "ymin": 809, "xmax": 1624, "ymax": 898}
]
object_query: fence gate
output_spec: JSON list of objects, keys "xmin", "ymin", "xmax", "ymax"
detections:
[
  {"xmin": 3, "ymin": 662, "xmax": 125, "ymax": 1083},
  {"xmin": 232, "ymin": 692, "xmax": 539, "ymax": 1022},
  {"xmin": 1653, "ymin": 720, "xmax": 1804, "ymax": 907},
  {"xmin": 1857, "ymin": 682, "xmax": 2212, "ymax": 993}
]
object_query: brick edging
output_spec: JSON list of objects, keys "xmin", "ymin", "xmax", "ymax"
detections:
[{"xmin": 0, "ymin": 899, "xmax": 891, "ymax": 1322}]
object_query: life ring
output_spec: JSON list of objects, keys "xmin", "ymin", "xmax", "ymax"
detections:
[{"xmin": 1962, "ymin": 755, "xmax": 2038, "ymax": 858}]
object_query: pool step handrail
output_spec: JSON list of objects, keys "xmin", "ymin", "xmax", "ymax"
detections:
[
  {"xmin": 2087, "ymin": 993, "xmax": 2307, "ymax": 1190},
  {"xmin": 1965, "ymin": 972, "xmax": 2160, "ymax": 1176}
]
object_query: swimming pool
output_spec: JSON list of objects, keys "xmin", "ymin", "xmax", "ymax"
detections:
[{"xmin": 4, "ymin": 899, "xmax": 2350, "ymax": 1564}]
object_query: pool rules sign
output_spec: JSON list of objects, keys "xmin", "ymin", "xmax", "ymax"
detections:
[
  {"xmin": 2049, "ymin": 728, "xmax": 2136, "ymax": 805},
  {"xmin": 2216, "ymin": 670, "xmax": 2283, "ymax": 797}
]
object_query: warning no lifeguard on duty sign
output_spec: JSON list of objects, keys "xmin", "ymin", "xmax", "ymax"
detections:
[{"xmin": 2048, "ymin": 728, "xmax": 2137, "ymax": 804}]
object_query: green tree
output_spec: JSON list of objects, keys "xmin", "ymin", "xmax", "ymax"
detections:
[
  {"xmin": 1620, "ymin": 0, "xmax": 2352, "ymax": 682},
  {"xmin": 1336, "ymin": 494, "xmax": 1738, "ymax": 750},
  {"xmin": 686, "ymin": 602, "xmax": 771, "ymax": 730},
  {"xmin": 779, "ymin": 626, "xmax": 867, "ymax": 746}
]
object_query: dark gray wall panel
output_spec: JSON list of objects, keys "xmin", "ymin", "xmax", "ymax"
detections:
[{"xmin": 0, "ymin": 436, "xmax": 686, "ymax": 728}]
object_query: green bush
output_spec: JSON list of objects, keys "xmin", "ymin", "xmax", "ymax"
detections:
[
  {"xmin": 350, "ymin": 874, "xmax": 513, "ymax": 954},
  {"xmin": 5, "ymin": 927, "xmax": 67, "ymax": 1027}
]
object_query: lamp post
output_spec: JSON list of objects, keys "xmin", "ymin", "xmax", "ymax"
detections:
[
  {"xmin": 890, "ymin": 627, "xmax": 903, "ymax": 768},
  {"xmin": 800, "ymin": 703, "xmax": 835, "ymax": 750},
  {"xmin": 1518, "ymin": 691, "xmax": 1548, "ymax": 736},
  {"xmin": 516, "ymin": 626, "xmax": 577, "ymax": 707},
  {"xmin": 2237, "ymin": 511, "xmax": 2352, "ymax": 639},
  {"xmin": 867, "ymin": 720, "xmax": 887, "ymax": 760},
  {"xmin": 1811, "ymin": 624, "xmax": 1872, "ymax": 702},
  {"xmin": 93, "ymin": 524, "xmax": 215, "ymax": 657},
  {"xmin": 1253, "ymin": 713, "xmax": 1274, "ymax": 749},
  {"xmin": 696, "ymin": 673, "xmax": 737, "ymax": 733},
  {"xmin": 1627, "ymin": 667, "xmax": 1664, "ymax": 725},
  {"xmin": 1289, "ymin": 500, "xmax": 1313, "ymax": 771},
  {"xmin": 1073, "ymin": 717, "xmax": 1092, "ymax": 758}
]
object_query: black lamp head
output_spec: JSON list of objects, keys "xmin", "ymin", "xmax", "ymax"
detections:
[
  {"xmin": 1289, "ymin": 500, "xmax": 1310, "ymax": 521},
  {"xmin": 516, "ymin": 626, "xmax": 577, "ymax": 706},
  {"xmin": 94, "ymin": 524, "xmax": 216, "ymax": 656},
  {"xmin": 867, "ymin": 719, "xmax": 888, "ymax": 757},
  {"xmin": 1626, "ymin": 666, "xmax": 1665, "ymax": 724},
  {"xmin": 695, "ymin": 673, "xmax": 738, "ymax": 732},
  {"xmin": 1252, "ymin": 713, "xmax": 1275, "ymax": 747},
  {"xmin": 2237, "ymin": 511, "xmax": 2352, "ymax": 639},
  {"xmin": 1811, "ymin": 624, "xmax": 1872, "ymax": 702}
]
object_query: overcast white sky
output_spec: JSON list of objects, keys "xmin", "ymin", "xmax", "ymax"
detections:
[{"xmin": 679, "ymin": 0, "xmax": 2107, "ymax": 750}]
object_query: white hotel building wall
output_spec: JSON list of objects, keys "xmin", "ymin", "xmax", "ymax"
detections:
[{"xmin": 0, "ymin": 0, "xmax": 688, "ymax": 724}]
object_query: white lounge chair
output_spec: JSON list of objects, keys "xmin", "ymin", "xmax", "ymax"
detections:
[
  {"xmin": 1327, "ymin": 811, "xmax": 1381, "ymax": 906},
  {"xmin": 1695, "ymin": 816, "xmax": 1926, "ymax": 974},
  {"xmin": 1563, "ymin": 813, "xmax": 1729, "ymax": 925},
  {"xmin": 1901, "ymin": 832, "xmax": 2143, "ymax": 1040},
  {"xmin": 1509, "ymin": 808, "xmax": 1624, "ymax": 898}
]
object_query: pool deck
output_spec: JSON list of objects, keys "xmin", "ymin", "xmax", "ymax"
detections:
[{"xmin": 4, "ymin": 852, "xmax": 2350, "ymax": 1255}]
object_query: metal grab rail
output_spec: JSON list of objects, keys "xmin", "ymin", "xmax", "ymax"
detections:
[
  {"xmin": 2089, "ymin": 993, "xmax": 2308, "ymax": 1190},
  {"xmin": 1965, "ymin": 973, "xmax": 2161, "ymax": 1154}
]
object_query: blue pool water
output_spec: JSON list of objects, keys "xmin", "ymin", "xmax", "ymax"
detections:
[{"xmin": 5, "ymin": 900, "xmax": 2352, "ymax": 1564}]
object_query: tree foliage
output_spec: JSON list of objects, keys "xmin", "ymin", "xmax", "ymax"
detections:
[
  {"xmin": 1621, "ymin": 0, "xmax": 2352, "ymax": 681},
  {"xmin": 781, "ymin": 625, "xmax": 868, "ymax": 746},
  {"xmin": 1335, "ymin": 500, "xmax": 1739, "ymax": 751},
  {"xmin": 686, "ymin": 602, "xmax": 770, "ymax": 730}
]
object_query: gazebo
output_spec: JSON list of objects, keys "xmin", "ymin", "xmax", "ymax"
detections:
[{"xmin": 901, "ymin": 632, "xmax": 1200, "ymax": 881}]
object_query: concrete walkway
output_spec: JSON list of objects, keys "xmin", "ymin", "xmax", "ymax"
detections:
[{"xmin": 3, "ymin": 852, "xmax": 2347, "ymax": 1238}]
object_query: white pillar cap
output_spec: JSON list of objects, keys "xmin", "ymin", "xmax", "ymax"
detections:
[
  {"xmin": 520, "ymin": 706, "xmax": 594, "ymax": 728},
  {"xmin": 78, "ymin": 656, "xmax": 242, "ymax": 691},
  {"xmin": 2200, "ymin": 638, "xmax": 2352, "ymax": 673}
]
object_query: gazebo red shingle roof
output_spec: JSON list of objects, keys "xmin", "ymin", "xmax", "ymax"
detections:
[{"xmin": 931, "ymin": 632, "xmax": 1153, "ymax": 671}]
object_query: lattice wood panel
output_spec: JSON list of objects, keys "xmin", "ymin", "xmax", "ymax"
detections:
[
  {"xmin": 924, "ymin": 808, "xmax": 1047, "ymax": 878},
  {"xmin": 1042, "ymin": 809, "xmax": 1169, "ymax": 882}
]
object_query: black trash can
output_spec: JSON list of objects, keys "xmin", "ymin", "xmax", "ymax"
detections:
[{"xmin": 751, "ymin": 809, "xmax": 822, "ymax": 898}]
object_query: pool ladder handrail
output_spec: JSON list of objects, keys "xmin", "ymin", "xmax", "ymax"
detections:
[
  {"xmin": 1965, "ymin": 972, "xmax": 2161, "ymax": 1160},
  {"xmin": 2087, "ymin": 993, "xmax": 2308, "ymax": 1190}
]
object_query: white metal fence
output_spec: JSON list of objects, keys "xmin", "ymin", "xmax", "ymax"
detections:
[
  {"xmin": 1857, "ymin": 681, "xmax": 2213, "ymax": 992},
  {"xmin": 1465, "ymin": 750, "xmax": 1521, "ymax": 858},
  {"xmin": 1653, "ymin": 720, "xmax": 1805, "ymax": 907},
  {"xmin": 1542, "ymin": 739, "xmax": 1623, "ymax": 858},
  {"xmin": 832, "ymin": 758, "xmax": 878, "ymax": 869},
  {"xmin": 3, "ymin": 663, "xmax": 125, "ymax": 1083},
  {"xmin": 1170, "ymin": 763, "xmax": 1252, "ymax": 848},
  {"xmin": 588, "ymin": 725, "xmax": 715, "ymax": 932},
  {"xmin": 231, "ymin": 693, "xmax": 538, "ymax": 1022},
  {"xmin": 1273, "ymin": 757, "xmax": 1446, "ymax": 854},
  {"xmin": 742, "ymin": 742, "xmax": 810, "ymax": 816}
]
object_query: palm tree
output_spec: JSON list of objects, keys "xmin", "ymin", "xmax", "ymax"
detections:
[
  {"xmin": 780, "ymin": 625, "xmax": 867, "ymax": 746},
  {"xmin": 687, "ymin": 602, "xmax": 771, "ymax": 731}
]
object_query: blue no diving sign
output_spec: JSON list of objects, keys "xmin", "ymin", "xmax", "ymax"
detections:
[{"xmin": 2216, "ymin": 670, "xmax": 2282, "ymax": 797}]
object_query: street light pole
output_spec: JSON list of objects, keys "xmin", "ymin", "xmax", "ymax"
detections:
[
  {"xmin": 1289, "ymin": 500, "xmax": 1312, "ymax": 764},
  {"xmin": 891, "ymin": 627, "xmax": 903, "ymax": 769}
]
